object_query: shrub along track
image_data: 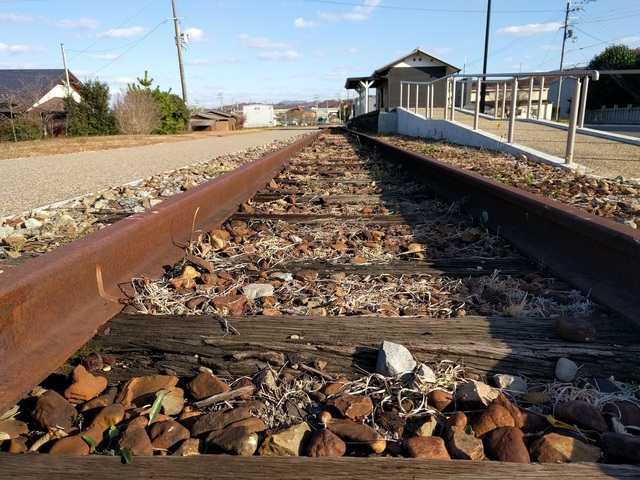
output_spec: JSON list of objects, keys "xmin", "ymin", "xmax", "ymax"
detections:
[{"xmin": 1, "ymin": 129, "xmax": 640, "ymax": 477}]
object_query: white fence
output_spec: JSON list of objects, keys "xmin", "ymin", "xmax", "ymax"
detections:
[{"xmin": 585, "ymin": 105, "xmax": 640, "ymax": 124}]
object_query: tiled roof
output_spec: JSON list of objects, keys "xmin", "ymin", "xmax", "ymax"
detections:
[{"xmin": 0, "ymin": 69, "xmax": 81, "ymax": 98}]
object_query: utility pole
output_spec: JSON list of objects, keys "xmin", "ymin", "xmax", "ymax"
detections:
[
  {"xmin": 479, "ymin": 0, "xmax": 492, "ymax": 114},
  {"xmin": 555, "ymin": 0, "xmax": 571, "ymax": 121},
  {"xmin": 60, "ymin": 43, "xmax": 71, "ymax": 97},
  {"xmin": 171, "ymin": 0, "xmax": 188, "ymax": 106}
]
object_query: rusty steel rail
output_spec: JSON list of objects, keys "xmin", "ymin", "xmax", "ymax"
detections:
[
  {"xmin": 353, "ymin": 130, "xmax": 640, "ymax": 326},
  {"xmin": 0, "ymin": 132, "xmax": 320, "ymax": 416}
]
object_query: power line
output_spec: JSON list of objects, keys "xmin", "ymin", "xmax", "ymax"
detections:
[{"xmin": 299, "ymin": 0, "xmax": 557, "ymax": 14}]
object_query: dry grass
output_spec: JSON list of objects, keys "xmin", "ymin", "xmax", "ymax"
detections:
[{"xmin": 0, "ymin": 129, "xmax": 263, "ymax": 161}]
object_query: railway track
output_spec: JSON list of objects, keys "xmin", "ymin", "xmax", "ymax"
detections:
[{"xmin": 1, "ymin": 129, "xmax": 640, "ymax": 477}]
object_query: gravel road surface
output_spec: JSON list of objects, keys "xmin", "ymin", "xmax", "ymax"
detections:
[{"xmin": 1, "ymin": 128, "xmax": 316, "ymax": 217}]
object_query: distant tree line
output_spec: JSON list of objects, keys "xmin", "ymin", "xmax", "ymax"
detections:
[{"xmin": 586, "ymin": 44, "xmax": 640, "ymax": 109}]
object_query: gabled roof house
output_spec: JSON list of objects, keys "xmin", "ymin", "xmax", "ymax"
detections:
[
  {"xmin": 0, "ymin": 69, "xmax": 82, "ymax": 116},
  {"xmin": 345, "ymin": 47, "xmax": 460, "ymax": 117}
]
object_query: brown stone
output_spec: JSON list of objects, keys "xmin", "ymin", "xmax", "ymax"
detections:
[
  {"xmin": 447, "ymin": 426, "xmax": 485, "ymax": 460},
  {"xmin": 427, "ymin": 389, "xmax": 453, "ymax": 412},
  {"xmin": 33, "ymin": 390, "xmax": 78, "ymax": 431},
  {"xmin": 227, "ymin": 416, "xmax": 267, "ymax": 434},
  {"xmin": 555, "ymin": 400, "xmax": 609, "ymax": 433},
  {"xmin": 173, "ymin": 438, "xmax": 202, "ymax": 456},
  {"xmin": 258, "ymin": 422, "xmax": 311, "ymax": 456},
  {"xmin": 0, "ymin": 419, "xmax": 29, "ymax": 439},
  {"xmin": 230, "ymin": 378, "xmax": 256, "ymax": 399},
  {"xmin": 212, "ymin": 294, "xmax": 248, "ymax": 315},
  {"xmin": 473, "ymin": 404, "xmax": 515, "ymax": 437},
  {"xmin": 483, "ymin": 426, "xmax": 530, "ymax": 463},
  {"xmin": 294, "ymin": 269, "xmax": 318, "ymax": 282},
  {"xmin": 305, "ymin": 429, "xmax": 347, "ymax": 457},
  {"xmin": 89, "ymin": 403, "xmax": 125, "ymax": 432},
  {"xmin": 403, "ymin": 436, "xmax": 451, "ymax": 460},
  {"xmin": 322, "ymin": 377, "xmax": 349, "ymax": 396},
  {"xmin": 520, "ymin": 391, "xmax": 550, "ymax": 405},
  {"xmin": 119, "ymin": 425, "xmax": 154, "ymax": 456},
  {"xmin": 6, "ymin": 436, "xmax": 28, "ymax": 453},
  {"xmin": 191, "ymin": 406, "xmax": 253, "ymax": 437},
  {"xmin": 444, "ymin": 412, "xmax": 468, "ymax": 440},
  {"xmin": 328, "ymin": 393, "xmax": 373, "ymax": 421},
  {"xmin": 530, "ymin": 432, "xmax": 601, "ymax": 463},
  {"xmin": 326, "ymin": 418, "xmax": 386, "ymax": 453},
  {"xmin": 602, "ymin": 400, "xmax": 640, "ymax": 429},
  {"xmin": 599, "ymin": 431, "xmax": 640, "ymax": 463},
  {"xmin": 115, "ymin": 375, "xmax": 179, "ymax": 409},
  {"xmin": 493, "ymin": 394, "xmax": 524, "ymax": 428},
  {"xmin": 48, "ymin": 426, "xmax": 103, "ymax": 455},
  {"xmin": 206, "ymin": 426, "xmax": 259, "ymax": 456},
  {"xmin": 149, "ymin": 419, "xmax": 191, "ymax": 450},
  {"xmin": 81, "ymin": 386, "xmax": 118, "ymax": 412},
  {"xmin": 64, "ymin": 365, "xmax": 108, "ymax": 403},
  {"xmin": 556, "ymin": 316, "xmax": 597, "ymax": 342}
]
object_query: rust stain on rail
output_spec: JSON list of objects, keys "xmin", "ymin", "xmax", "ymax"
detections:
[{"xmin": 0, "ymin": 132, "xmax": 320, "ymax": 416}]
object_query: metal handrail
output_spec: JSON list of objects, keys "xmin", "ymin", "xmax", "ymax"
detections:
[{"xmin": 399, "ymin": 70, "xmax": 603, "ymax": 164}]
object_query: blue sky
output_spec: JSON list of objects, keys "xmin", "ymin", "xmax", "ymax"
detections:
[{"xmin": 1, "ymin": 0, "xmax": 640, "ymax": 107}]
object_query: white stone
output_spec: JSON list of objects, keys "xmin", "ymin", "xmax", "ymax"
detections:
[
  {"xmin": 416, "ymin": 363, "xmax": 437, "ymax": 383},
  {"xmin": 271, "ymin": 272, "xmax": 293, "ymax": 282},
  {"xmin": 22, "ymin": 218, "xmax": 42, "ymax": 230},
  {"xmin": 555, "ymin": 357, "xmax": 578, "ymax": 382},
  {"xmin": 376, "ymin": 340, "xmax": 416, "ymax": 377},
  {"xmin": 456, "ymin": 380, "xmax": 500, "ymax": 408},
  {"xmin": 0, "ymin": 225, "xmax": 14, "ymax": 239},
  {"xmin": 243, "ymin": 283, "xmax": 275, "ymax": 299},
  {"xmin": 493, "ymin": 374, "xmax": 528, "ymax": 394}
]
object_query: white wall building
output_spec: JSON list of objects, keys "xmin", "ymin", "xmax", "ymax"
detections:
[{"xmin": 242, "ymin": 104, "xmax": 274, "ymax": 128}]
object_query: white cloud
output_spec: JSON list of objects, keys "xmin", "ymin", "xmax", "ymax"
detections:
[
  {"xmin": 9, "ymin": 45, "xmax": 46, "ymax": 55},
  {"xmin": 346, "ymin": 46, "xmax": 358, "ymax": 54},
  {"xmin": 239, "ymin": 34, "xmax": 294, "ymax": 49},
  {"xmin": 54, "ymin": 18, "xmax": 99, "ymax": 29},
  {"xmin": 183, "ymin": 27, "xmax": 206, "ymax": 42},
  {"xmin": 497, "ymin": 23, "xmax": 562, "ymax": 36},
  {"xmin": 258, "ymin": 51, "xmax": 303, "ymax": 61},
  {"xmin": 621, "ymin": 35, "xmax": 640, "ymax": 45},
  {"xmin": 0, "ymin": 43, "xmax": 6, "ymax": 53},
  {"xmin": 293, "ymin": 17, "xmax": 318, "ymax": 28},
  {"xmin": 315, "ymin": 49, "xmax": 326, "ymax": 58},
  {"xmin": 106, "ymin": 26, "xmax": 147, "ymax": 39},
  {"xmin": 542, "ymin": 44, "xmax": 560, "ymax": 51},
  {"xmin": 319, "ymin": 0, "xmax": 381, "ymax": 22},
  {"xmin": 0, "ymin": 13, "xmax": 32, "ymax": 23}
]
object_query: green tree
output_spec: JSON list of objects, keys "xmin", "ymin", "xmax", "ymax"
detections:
[
  {"xmin": 150, "ymin": 89, "xmax": 190, "ymax": 134},
  {"xmin": 64, "ymin": 79, "xmax": 117, "ymax": 136},
  {"xmin": 587, "ymin": 45, "xmax": 640, "ymax": 109}
]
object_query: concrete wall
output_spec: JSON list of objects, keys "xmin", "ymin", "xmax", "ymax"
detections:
[{"xmin": 380, "ymin": 108, "xmax": 566, "ymax": 167}]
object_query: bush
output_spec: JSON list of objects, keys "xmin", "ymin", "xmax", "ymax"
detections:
[
  {"xmin": 150, "ymin": 90, "xmax": 190, "ymax": 134},
  {"xmin": 64, "ymin": 79, "xmax": 117, "ymax": 136},
  {"xmin": 113, "ymin": 89, "xmax": 161, "ymax": 135},
  {"xmin": 0, "ymin": 117, "xmax": 42, "ymax": 142}
]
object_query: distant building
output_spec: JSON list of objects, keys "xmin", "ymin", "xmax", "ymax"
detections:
[
  {"xmin": 0, "ymin": 69, "xmax": 82, "ymax": 136},
  {"xmin": 242, "ymin": 104, "xmax": 274, "ymax": 128},
  {"xmin": 345, "ymin": 47, "xmax": 460, "ymax": 117},
  {"xmin": 190, "ymin": 109, "xmax": 237, "ymax": 132},
  {"xmin": 283, "ymin": 106, "xmax": 315, "ymax": 126}
]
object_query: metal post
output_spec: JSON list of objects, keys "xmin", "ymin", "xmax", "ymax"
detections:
[
  {"xmin": 171, "ymin": 0, "xmax": 188, "ymax": 105},
  {"xmin": 537, "ymin": 77, "xmax": 545, "ymax": 119},
  {"xmin": 430, "ymin": 85, "xmax": 435, "ymax": 119},
  {"xmin": 474, "ymin": 78, "xmax": 481, "ymax": 130},
  {"xmin": 578, "ymin": 76, "xmax": 589, "ymax": 128},
  {"xmin": 480, "ymin": 0, "xmax": 492, "ymax": 114},
  {"xmin": 415, "ymin": 84, "xmax": 419, "ymax": 114},
  {"xmin": 450, "ymin": 78, "xmax": 456, "ymax": 121},
  {"xmin": 501, "ymin": 83, "xmax": 507, "ymax": 118},
  {"xmin": 508, "ymin": 77, "xmax": 518, "ymax": 143},
  {"xmin": 400, "ymin": 82, "xmax": 404, "ymax": 109},
  {"xmin": 565, "ymin": 78, "xmax": 581, "ymax": 164},
  {"xmin": 527, "ymin": 77, "xmax": 534, "ymax": 119}
]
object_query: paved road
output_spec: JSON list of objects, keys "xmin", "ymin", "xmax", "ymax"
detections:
[
  {"xmin": 586, "ymin": 124, "xmax": 640, "ymax": 139},
  {"xmin": 1, "ymin": 128, "xmax": 316, "ymax": 218}
]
